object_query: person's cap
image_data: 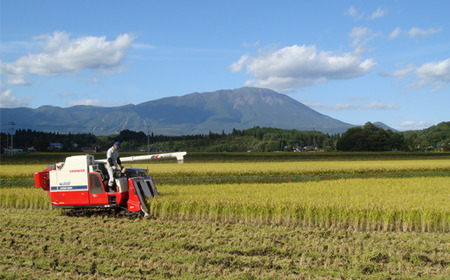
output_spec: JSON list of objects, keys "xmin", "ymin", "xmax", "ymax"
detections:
[{"xmin": 114, "ymin": 141, "xmax": 120, "ymax": 148}]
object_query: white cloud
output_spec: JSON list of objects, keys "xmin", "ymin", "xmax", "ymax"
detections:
[
  {"xmin": 361, "ymin": 102, "xmax": 398, "ymax": 110},
  {"xmin": 90, "ymin": 76, "xmax": 99, "ymax": 84},
  {"xmin": 409, "ymin": 27, "xmax": 442, "ymax": 39},
  {"xmin": 0, "ymin": 63, "xmax": 32, "ymax": 85},
  {"xmin": 416, "ymin": 59, "xmax": 450, "ymax": 81},
  {"xmin": 367, "ymin": 7, "xmax": 388, "ymax": 20},
  {"xmin": 303, "ymin": 100, "xmax": 398, "ymax": 111},
  {"xmin": 345, "ymin": 6, "xmax": 387, "ymax": 21},
  {"xmin": 396, "ymin": 120, "xmax": 431, "ymax": 131},
  {"xmin": 350, "ymin": 27, "xmax": 370, "ymax": 45},
  {"xmin": 132, "ymin": 43, "xmax": 155, "ymax": 50},
  {"xmin": 349, "ymin": 96, "xmax": 369, "ymax": 102},
  {"xmin": 242, "ymin": 41, "xmax": 260, "ymax": 48},
  {"xmin": 411, "ymin": 58, "xmax": 450, "ymax": 92},
  {"xmin": 345, "ymin": 6, "xmax": 364, "ymax": 20},
  {"xmin": 0, "ymin": 87, "xmax": 31, "ymax": 108},
  {"xmin": 345, "ymin": 6, "xmax": 357, "ymax": 17},
  {"xmin": 389, "ymin": 27, "xmax": 402, "ymax": 39},
  {"xmin": 229, "ymin": 54, "xmax": 249, "ymax": 73},
  {"xmin": 1, "ymin": 32, "xmax": 135, "ymax": 85},
  {"xmin": 66, "ymin": 99, "xmax": 103, "ymax": 106},
  {"xmin": 378, "ymin": 64, "xmax": 415, "ymax": 80},
  {"xmin": 66, "ymin": 99, "xmax": 131, "ymax": 107},
  {"xmin": 58, "ymin": 91, "xmax": 77, "ymax": 98},
  {"xmin": 388, "ymin": 27, "xmax": 442, "ymax": 40},
  {"xmin": 380, "ymin": 59, "xmax": 449, "ymax": 92},
  {"xmin": 349, "ymin": 27, "xmax": 381, "ymax": 55},
  {"xmin": 230, "ymin": 44, "xmax": 376, "ymax": 92}
]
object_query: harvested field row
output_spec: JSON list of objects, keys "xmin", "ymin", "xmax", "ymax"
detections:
[
  {"xmin": 154, "ymin": 170, "xmax": 450, "ymax": 185},
  {"xmin": 2, "ymin": 169, "xmax": 449, "ymax": 187},
  {"xmin": 1, "ymin": 209, "xmax": 449, "ymax": 279}
]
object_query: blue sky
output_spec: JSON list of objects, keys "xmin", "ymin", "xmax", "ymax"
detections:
[{"xmin": 1, "ymin": 0, "xmax": 449, "ymax": 131}]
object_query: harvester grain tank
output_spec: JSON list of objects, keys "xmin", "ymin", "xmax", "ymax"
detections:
[{"xmin": 34, "ymin": 152, "xmax": 187, "ymax": 216}]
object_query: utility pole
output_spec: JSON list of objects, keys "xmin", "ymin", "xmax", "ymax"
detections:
[
  {"xmin": 6, "ymin": 129, "xmax": 9, "ymax": 155},
  {"xmin": 313, "ymin": 128, "xmax": 316, "ymax": 154},
  {"xmin": 8, "ymin": 122, "xmax": 15, "ymax": 155},
  {"xmin": 147, "ymin": 125, "xmax": 150, "ymax": 154}
]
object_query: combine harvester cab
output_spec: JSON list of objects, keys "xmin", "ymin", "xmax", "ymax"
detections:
[{"xmin": 35, "ymin": 152, "xmax": 187, "ymax": 216}]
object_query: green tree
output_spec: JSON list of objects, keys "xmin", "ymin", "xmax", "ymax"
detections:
[
  {"xmin": 34, "ymin": 134, "xmax": 50, "ymax": 152},
  {"xmin": 337, "ymin": 122, "xmax": 405, "ymax": 151}
]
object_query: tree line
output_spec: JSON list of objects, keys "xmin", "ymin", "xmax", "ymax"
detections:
[{"xmin": 1, "ymin": 122, "xmax": 449, "ymax": 153}]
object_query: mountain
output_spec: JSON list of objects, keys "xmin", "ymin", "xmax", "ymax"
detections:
[
  {"xmin": 373, "ymin": 122, "xmax": 397, "ymax": 131},
  {"xmin": 1, "ymin": 87, "xmax": 354, "ymax": 135}
]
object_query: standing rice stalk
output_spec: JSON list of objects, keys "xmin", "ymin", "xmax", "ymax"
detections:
[{"xmin": 147, "ymin": 177, "xmax": 449, "ymax": 232}]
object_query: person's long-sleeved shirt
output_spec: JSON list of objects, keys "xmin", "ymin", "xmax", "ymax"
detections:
[{"xmin": 106, "ymin": 146, "xmax": 121, "ymax": 167}]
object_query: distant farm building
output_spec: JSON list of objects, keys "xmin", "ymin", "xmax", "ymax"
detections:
[
  {"xmin": 82, "ymin": 147, "xmax": 98, "ymax": 153},
  {"xmin": 48, "ymin": 143, "xmax": 63, "ymax": 151}
]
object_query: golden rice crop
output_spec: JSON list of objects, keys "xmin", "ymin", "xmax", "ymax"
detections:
[
  {"xmin": 0, "ymin": 164, "xmax": 48, "ymax": 179},
  {"xmin": 1, "ymin": 159, "xmax": 449, "ymax": 178},
  {"xmin": 0, "ymin": 188, "xmax": 51, "ymax": 209},
  {"xmin": 148, "ymin": 177, "xmax": 449, "ymax": 232},
  {"xmin": 2, "ymin": 159, "xmax": 449, "ymax": 232},
  {"xmin": 136, "ymin": 159, "xmax": 450, "ymax": 177}
]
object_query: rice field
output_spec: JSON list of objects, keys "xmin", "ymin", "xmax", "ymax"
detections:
[
  {"xmin": 2, "ymin": 208, "xmax": 449, "ymax": 280},
  {"xmin": 1, "ymin": 154, "xmax": 449, "ymax": 279},
  {"xmin": 0, "ymin": 164, "xmax": 49, "ymax": 178},
  {"xmin": 133, "ymin": 159, "xmax": 450, "ymax": 177},
  {"xmin": 1, "ymin": 158, "xmax": 449, "ymax": 178},
  {"xmin": 1, "ymin": 159, "xmax": 449, "ymax": 232},
  {"xmin": 147, "ymin": 177, "xmax": 449, "ymax": 232},
  {"xmin": 0, "ymin": 187, "xmax": 51, "ymax": 210}
]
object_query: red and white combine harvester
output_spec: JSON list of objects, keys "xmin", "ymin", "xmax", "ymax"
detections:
[{"xmin": 34, "ymin": 152, "xmax": 187, "ymax": 216}]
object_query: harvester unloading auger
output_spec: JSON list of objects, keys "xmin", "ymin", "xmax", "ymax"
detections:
[{"xmin": 34, "ymin": 152, "xmax": 187, "ymax": 217}]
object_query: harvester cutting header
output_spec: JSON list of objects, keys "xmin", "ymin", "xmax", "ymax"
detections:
[{"xmin": 34, "ymin": 150, "xmax": 187, "ymax": 216}]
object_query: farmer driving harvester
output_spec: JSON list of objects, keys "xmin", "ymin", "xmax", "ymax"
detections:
[{"xmin": 106, "ymin": 141, "xmax": 123, "ymax": 189}]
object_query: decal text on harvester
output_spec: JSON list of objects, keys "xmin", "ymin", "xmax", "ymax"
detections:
[{"xmin": 69, "ymin": 169, "xmax": 85, "ymax": 173}]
